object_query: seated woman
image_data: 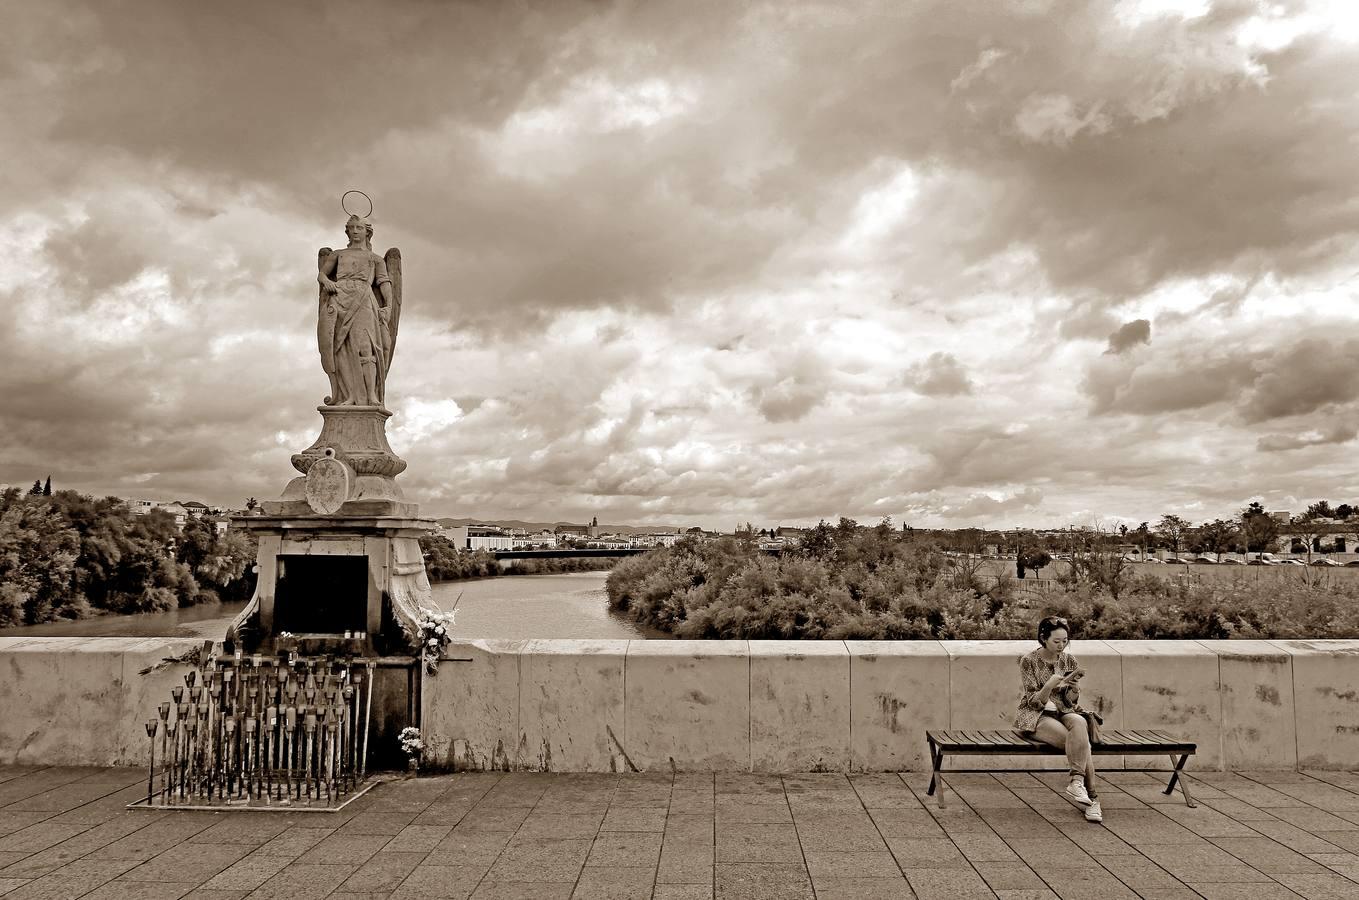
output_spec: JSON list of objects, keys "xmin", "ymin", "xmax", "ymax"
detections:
[{"xmin": 1016, "ymin": 615, "xmax": 1103, "ymax": 823}]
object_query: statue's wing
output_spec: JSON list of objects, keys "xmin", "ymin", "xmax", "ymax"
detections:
[
  {"xmin": 384, "ymin": 247, "xmax": 402, "ymax": 369},
  {"xmin": 317, "ymin": 248, "xmax": 336, "ymax": 375}
]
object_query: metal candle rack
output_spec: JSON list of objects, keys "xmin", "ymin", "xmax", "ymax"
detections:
[{"xmin": 140, "ymin": 650, "xmax": 376, "ymax": 809}]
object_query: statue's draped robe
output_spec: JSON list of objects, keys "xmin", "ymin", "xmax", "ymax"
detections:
[{"xmin": 318, "ymin": 248, "xmax": 394, "ymax": 406}]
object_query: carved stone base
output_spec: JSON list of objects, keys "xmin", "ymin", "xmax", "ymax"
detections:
[
  {"xmin": 226, "ymin": 514, "xmax": 435, "ymax": 657},
  {"xmin": 292, "ymin": 405, "xmax": 407, "ymax": 478}
]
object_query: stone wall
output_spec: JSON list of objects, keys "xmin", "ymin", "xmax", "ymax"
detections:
[
  {"xmin": 422, "ymin": 639, "xmax": 1359, "ymax": 773},
  {"xmin": 0, "ymin": 636, "xmax": 202, "ymax": 767},
  {"xmin": 4, "ymin": 637, "xmax": 1357, "ymax": 772}
]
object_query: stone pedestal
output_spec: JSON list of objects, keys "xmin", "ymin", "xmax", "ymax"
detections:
[{"xmin": 227, "ymin": 404, "xmax": 435, "ymax": 656}]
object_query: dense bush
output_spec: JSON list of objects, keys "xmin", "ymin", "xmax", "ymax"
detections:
[
  {"xmin": 0, "ymin": 488, "xmax": 257, "ymax": 627},
  {"xmin": 606, "ymin": 521, "xmax": 1359, "ymax": 640}
]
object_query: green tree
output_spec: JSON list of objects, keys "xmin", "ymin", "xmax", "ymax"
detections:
[
  {"xmin": 42, "ymin": 476, "xmax": 51, "ymax": 496},
  {"xmin": 1241, "ymin": 505, "xmax": 1280, "ymax": 557},
  {"xmin": 0, "ymin": 498, "xmax": 81, "ymax": 625},
  {"xmin": 1156, "ymin": 515, "xmax": 1190, "ymax": 556},
  {"xmin": 1306, "ymin": 500, "xmax": 1336, "ymax": 520},
  {"xmin": 1336, "ymin": 503, "xmax": 1353, "ymax": 520},
  {"xmin": 1197, "ymin": 518, "xmax": 1239, "ymax": 561},
  {"xmin": 28, "ymin": 480, "xmax": 42, "ymax": 496}
]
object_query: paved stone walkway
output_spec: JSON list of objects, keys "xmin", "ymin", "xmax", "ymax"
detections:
[{"xmin": 1, "ymin": 766, "xmax": 1359, "ymax": 899}]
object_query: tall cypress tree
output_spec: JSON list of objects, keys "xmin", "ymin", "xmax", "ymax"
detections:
[{"xmin": 42, "ymin": 476, "xmax": 51, "ymax": 496}]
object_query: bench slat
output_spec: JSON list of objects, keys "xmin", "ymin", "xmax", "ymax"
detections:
[{"xmin": 928, "ymin": 728, "xmax": 1193, "ymax": 755}]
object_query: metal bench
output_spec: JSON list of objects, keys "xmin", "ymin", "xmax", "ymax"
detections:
[{"xmin": 925, "ymin": 728, "xmax": 1197, "ymax": 808}]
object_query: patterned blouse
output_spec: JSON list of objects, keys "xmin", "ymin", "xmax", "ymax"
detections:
[{"xmin": 1015, "ymin": 648, "xmax": 1079, "ymax": 732}]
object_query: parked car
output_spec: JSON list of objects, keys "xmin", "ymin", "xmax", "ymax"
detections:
[
  {"xmin": 1163, "ymin": 557, "xmax": 1187, "ymax": 564},
  {"xmin": 1247, "ymin": 558, "xmax": 1278, "ymax": 565},
  {"xmin": 1311, "ymin": 558, "xmax": 1341, "ymax": 567},
  {"xmin": 1278, "ymin": 559, "xmax": 1305, "ymax": 566},
  {"xmin": 1219, "ymin": 557, "xmax": 1244, "ymax": 565},
  {"xmin": 1192, "ymin": 556, "xmax": 1217, "ymax": 564},
  {"xmin": 1142, "ymin": 557, "xmax": 1165, "ymax": 564}
]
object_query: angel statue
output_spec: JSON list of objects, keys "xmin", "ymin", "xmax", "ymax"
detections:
[{"xmin": 316, "ymin": 215, "xmax": 402, "ymax": 407}]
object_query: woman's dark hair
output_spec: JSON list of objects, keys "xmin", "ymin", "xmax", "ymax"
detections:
[{"xmin": 1037, "ymin": 615, "xmax": 1070, "ymax": 646}]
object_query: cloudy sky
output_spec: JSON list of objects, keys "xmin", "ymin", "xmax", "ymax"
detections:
[{"xmin": 4, "ymin": 0, "xmax": 1359, "ymax": 530}]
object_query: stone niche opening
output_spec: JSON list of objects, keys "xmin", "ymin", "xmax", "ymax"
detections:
[{"xmin": 273, "ymin": 554, "xmax": 369, "ymax": 636}]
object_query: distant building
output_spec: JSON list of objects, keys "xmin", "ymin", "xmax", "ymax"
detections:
[
  {"xmin": 130, "ymin": 499, "xmax": 190, "ymax": 527},
  {"xmin": 447, "ymin": 524, "xmax": 514, "ymax": 551}
]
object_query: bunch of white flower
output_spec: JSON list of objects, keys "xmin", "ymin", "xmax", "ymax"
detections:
[{"xmin": 416, "ymin": 610, "xmax": 455, "ymax": 673}]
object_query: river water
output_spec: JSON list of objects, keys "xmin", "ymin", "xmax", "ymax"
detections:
[{"xmin": 0, "ymin": 570, "xmax": 666, "ymax": 641}]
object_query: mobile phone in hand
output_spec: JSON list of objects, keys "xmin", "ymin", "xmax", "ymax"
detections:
[{"xmin": 1067, "ymin": 669, "xmax": 1086, "ymax": 682}]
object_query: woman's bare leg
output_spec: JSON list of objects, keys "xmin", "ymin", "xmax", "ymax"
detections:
[{"xmin": 1060, "ymin": 713, "xmax": 1096, "ymax": 798}]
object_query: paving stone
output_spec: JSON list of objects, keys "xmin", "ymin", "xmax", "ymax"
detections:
[
  {"xmin": 382, "ymin": 826, "xmax": 453, "ymax": 854},
  {"xmin": 1039, "ymin": 872, "xmax": 1141, "ymax": 899},
  {"xmin": 1182, "ymin": 884, "xmax": 1307, "ymax": 898},
  {"xmin": 252, "ymin": 826, "xmax": 335, "ymax": 857},
  {"xmin": 714, "ymin": 824, "xmax": 801, "ymax": 864},
  {"xmin": 971, "ymin": 860, "xmax": 1048, "ymax": 891},
  {"xmin": 657, "ymin": 844, "xmax": 713, "ymax": 884},
  {"xmin": 516, "ymin": 811, "xmax": 603, "ymax": 840},
  {"xmin": 1266, "ymin": 806, "xmax": 1359, "ymax": 832},
  {"xmin": 81, "ymin": 882, "xmax": 198, "ymax": 900},
  {"xmin": 187, "ymin": 818, "xmax": 290, "ymax": 847},
  {"xmin": 883, "ymin": 836, "xmax": 969, "ymax": 870},
  {"xmin": 388, "ymin": 864, "xmax": 482, "ymax": 900},
  {"xmin": 902, "ymin": 867, "xmax": 995, "ymax": 899},
  {"xmin": 1272, "ymin": 873, "xmax": 1359, "ymax": 899},
  {"xmin": 424, "ymin": 831, "xmax": 513, "ymax": 868},
  {"xmin": 1210, "ymin": 836, "xmax": 1329, "ymax": 874},
  {"xmin": 866, "ymin": 808, "xmax": 946, "ymax": 838},
  {"xmin": 197, "ymin": 852, "xmax": 294, "ymax": 892},
  {"xmin": 714, "ymin": 800, "xmax": 791, "ymax": 825},
  {"xmin": 123, "ymin": 842, "xmax": 252, "ymax": 884},
  {"xmin": 484, "ymin": 837, "xmax": 590, "ymax": 882},
  {"xmin": 455, "ymin": 807, "xmax": 533, "ymax": 832},
  {"xmin": 600, "ymin": 806, "xmax": 668, "ymax": 832},
  {"xmin": 807, "ymin": 877, "xmax": 914, "ymax": 899},
  {"xmin": 468, "ymin": 883, "xmax": 571, "ymax": 899},
  {"xmin": 294, "ymin": 831, "xmax": 385, "ymax": 866},
  {"xmin": 337, "ymin": 851, "xmax": 426, "ymax": 892},
  {"xmin": 585, "ymin": 831, "xmax": 662, "ymax": 867},
  {"xmin": 0, "ymin": 825, "xmax": 91, "ymax": 856},
  {"xmin": 569, "ymin": 866, "xmax": 655, "ymax": 899},
  {"xmin": 179, "ymin": 890, "xmax": 250, "ymax": 900},
  {"xmin": 652, "ymin": 886, "xmax": 712, "ymax": 900},
  {"xmin": 1245, "ymin": 821, "xmax": 1346, "ymax": 854},
  {"xmin": 713, "ymin": 862, "xmax": 812, "ymax": 899},
  {"xmin": 950, "ymin": 829, "xmax": 1021, "ymax": 861},
  {"xmin": 241, "ymin": 862, "xmax": 358, "ymax": 899},
  {"xmin": 0, "ymin": 878, "xmax": 31, "ymax": 896},
  {"xmin": 803, "ymin": 850, "xmax": 899, "ymax": 880}
]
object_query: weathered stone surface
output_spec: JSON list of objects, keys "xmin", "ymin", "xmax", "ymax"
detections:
[
  {"xmin": 945, "ymin": 641, "xmax": 1055, "ymax": 770},
  {"xmin": 518, "ymin": 640, "xmax": 627, "ymax": 772},
  {"xmin": 303, "ymin": 455, "xmax": 350, "ymax": 515},
  {"xmin": 0, "ymin": 637, "xmax": 199, "ymax": 766},
  {"xmin": 624, "ymin": 641, "xmax": 750, "ymax": 772},
  {"xmin": 750, "ymin": 642, "xmax": 848, "ymax": 773},
  {"xmin": 1270, "ymin": 640, "xmax": 1359, "ymax": 769},
  {"xmin": 1115, "ymin": 639, "xmax": 1223, "ymax": 770},
  {"xmin": 422, "ymin": 640, "xmax": 526, "ymax": 771},
  {"xmin": 1202, "ymin": 640, "xmax": 1296, "ymax": 769},
  {"xmin": 845, "ymin": 641, "xmax": 948, "ymax": 772}
]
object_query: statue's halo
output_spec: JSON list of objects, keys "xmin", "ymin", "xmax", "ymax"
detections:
[{"xmin": 341, "ymin": 190, "xmax": 373, "ymax": 219}]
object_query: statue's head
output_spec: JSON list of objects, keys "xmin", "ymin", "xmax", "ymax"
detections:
[{"xmin": 345, "ymin": 214, "xmax": 373, "ymax": 250}]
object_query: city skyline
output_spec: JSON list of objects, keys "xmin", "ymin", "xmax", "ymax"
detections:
[{"xmin": 5, "ymin": 1, "xmax": 1359, "ymax": 532}]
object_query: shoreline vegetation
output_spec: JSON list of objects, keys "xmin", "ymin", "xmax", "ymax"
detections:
[
  {"xmin": 418, "ymin": 535, "xmax": 616, "ymax": 582},
  {"xmin": 0, "ymin": 489, "xmax": 257, "ymax": 627},
  {"xmin": 606, "ymin": 521, "xmax": 1359, "ymax": 641}
]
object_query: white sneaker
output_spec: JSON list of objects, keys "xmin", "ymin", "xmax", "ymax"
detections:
[
  {"xmin": 1084, "ymin": 800, "xmax": 1103, "ymax": 823},
  {"xmin": 1065, "ymin": 778, "xmax": 1092, "ymax": 806}
]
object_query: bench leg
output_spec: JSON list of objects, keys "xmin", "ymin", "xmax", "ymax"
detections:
[
  {"xmin": 926, "ymin": 741, "xmax": 947, "ymax": 809},
  {"xmin": 1162, "ymin": 753, "xmax": 1196, "ymax": 808}
]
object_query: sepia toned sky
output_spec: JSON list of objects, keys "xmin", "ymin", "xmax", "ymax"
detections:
[{"xmin": 3, "ymin": 0, "xmax": 1359, "ymax": 530}]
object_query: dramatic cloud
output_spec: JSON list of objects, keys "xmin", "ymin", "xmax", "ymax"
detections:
[
  {"xmin": 1106, "ymin": 319, "xmax": 1152, "ymax": 355},
  {"xmin": 905, "ymin": 353, "xmax": 975, "ymax": 397},
  {"xmin": 4, "ymin": 0, "xmax": 1359, "ymax": 528}
]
